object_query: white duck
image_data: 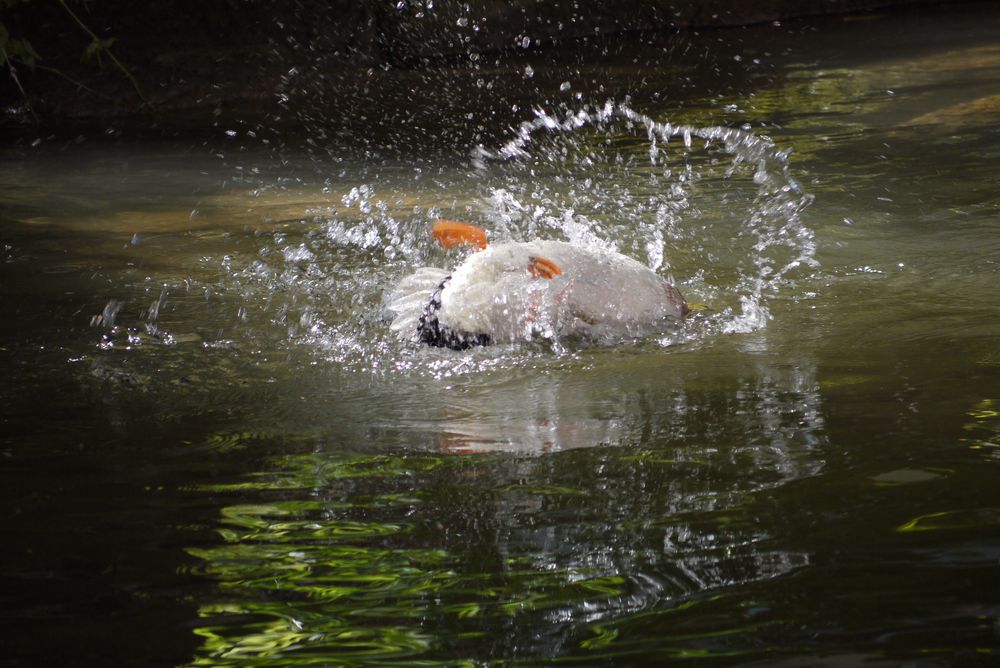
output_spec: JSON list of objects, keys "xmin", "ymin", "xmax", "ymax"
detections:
[{"xmin": 387, "ymin": 220, "xmax": 688, "ymax": 349}]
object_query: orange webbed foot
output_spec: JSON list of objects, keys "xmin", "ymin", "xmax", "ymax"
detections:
[
  {"xmin": 432, "ymin": 220, "xmax": 488, "ymax": 250},
  {"xmin": 527, "ymin": 256, "xmax": 562, "ymax": 279}
]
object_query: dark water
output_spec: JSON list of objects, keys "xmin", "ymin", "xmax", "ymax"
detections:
[{"xmin": 3, "ymin": 6, "xmax": 1000, "ymax": 666}]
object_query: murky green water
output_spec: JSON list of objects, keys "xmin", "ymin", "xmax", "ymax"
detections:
[{"xmin": 4, "ymin": 6, "xmax": 1000, "ymax": 666}]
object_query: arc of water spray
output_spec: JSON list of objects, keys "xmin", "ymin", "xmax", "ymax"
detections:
[{"xmin": 471, "ymin": 101, "xmax": 818, "ymax": 334}]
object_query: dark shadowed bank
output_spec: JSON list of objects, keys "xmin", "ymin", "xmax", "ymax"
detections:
[{"xmin": 0, "ymin": 0, "xmax": 987, "ymax": 132}]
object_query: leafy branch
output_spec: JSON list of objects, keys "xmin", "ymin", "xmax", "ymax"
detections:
[
  {"xmin": 1, "ymin": 42, "xmax": 37, "ymax": 121},
  {"xmin": 1, "ymin": 0, "xmax": 149, "ymax": 119},
  {"xmin": 0, "ymin": 13, "xmax": 41, "ymax": 118},
  {"xmin": 57, "ymin": 0, "xmax": 148, "ymax": 106}
]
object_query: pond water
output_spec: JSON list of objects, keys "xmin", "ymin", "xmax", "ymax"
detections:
[{"xmin": 3, "ymin": 5, "xmax": 1000, "ymax": 666}]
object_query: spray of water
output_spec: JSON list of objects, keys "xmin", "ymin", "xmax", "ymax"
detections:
[
  {"xmin": 116, "ymin": 102, "xmax": 816, "ymax": 378},
  {"xmin": 471, "ymin": 101, "xmax": 817, "ymax": 336}
]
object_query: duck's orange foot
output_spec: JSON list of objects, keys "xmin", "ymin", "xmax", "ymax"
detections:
[
  {"xmin": 432, "ymin": 220, "xmax": 488, "ymax": 250},
  {"xmin": 527, "ymin": 256, "xmax": 562, "ymax": 279}
]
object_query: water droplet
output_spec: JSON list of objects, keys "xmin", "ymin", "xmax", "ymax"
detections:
[
  {"xmin": 524, "ymin": 65, "xmax": 534, "ymax": 78},
  {"xmin": 560, "ymin": 81, "xmax": 571, "ymax": 91}
]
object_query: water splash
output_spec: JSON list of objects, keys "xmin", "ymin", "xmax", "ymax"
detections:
[
  {"xmin": 472, "ymin": 101, "xmax": 818, "ymax": 337},
  {"xmin": 174, "ymin": 102, "xmax": 817, "ymax": 378}
]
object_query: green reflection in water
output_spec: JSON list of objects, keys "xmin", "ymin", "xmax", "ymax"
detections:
[
  {"xmin": 501, "ymin": 483, "xmax": 585, "ymax": 496},
  {"xmin": 620, "ymin": 449, "xmax": 709, "ymax": 466},
  {"xmin": 195, "ymin": 453, "xmax": 445, "ymax": 493},
  {"xmin": 897, "ymin": 508, "xmax": 1000, "ymax": 533},
  {"xmin": 186, "ymin": 452, "xmax": 460, "ymax": 665},
  {"xmin": 579, "ymin": 625, "xmax": 618, "ymax": 650},
  {"xmin": 190, "ymin": 602, "xmax": 437, "ymax": 666},
  {"xmin": 185, "ymin": 450, "xmax": 666, "ymax": 665},
  {"xmin": 202, "ymin": 431, "xmax": 276, "ymax": 453},
  {"xmin": 963, "ymin": 399, "xmax": 1000, "ymax": 460},
  {"xmin": 564, "ymin": 594, "xmax": 757, "ymax": 664},
  {"xmin": 819, "ymin": 374, "xmax": 879, "ymax": 390},
  {"xmin": 869, "ymin": 468, "xmax": 947, "ymax": 487}
]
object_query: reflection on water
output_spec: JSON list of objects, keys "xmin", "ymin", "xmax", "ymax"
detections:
[
  {"xmin": 185, "ymin": 346, "xmax": 824, "ymax": 664},
  {"xmin": 965, "ymin": 398, "xmax": 1000, "ymax": 463},
  {"xmin": 4, "ymin": 5, "xmax": 1000, "ymax": 666}
]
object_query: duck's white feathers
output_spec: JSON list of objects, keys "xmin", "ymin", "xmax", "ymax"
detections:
[
  {"xmin": 387, "ymin": 241, "xmax": 685, "ymax": 344},
  {"xmin": 385, "ymin": 266, "xmax": 449, "ymax": 338}
]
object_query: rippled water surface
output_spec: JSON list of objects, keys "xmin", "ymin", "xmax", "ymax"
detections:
[{"xmin": 3, "ymin": 6, "xmax": 1000, "ymax": 666}]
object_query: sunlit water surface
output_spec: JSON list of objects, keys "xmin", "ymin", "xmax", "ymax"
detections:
[{"xmin": 3, "ymin": 8, "xmax": 1000, "ymax": 666}]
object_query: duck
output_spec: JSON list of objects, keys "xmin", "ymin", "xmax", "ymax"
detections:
[{"xmin": 386, "ymin": 220, "xmax": 688, "ymax": 349}]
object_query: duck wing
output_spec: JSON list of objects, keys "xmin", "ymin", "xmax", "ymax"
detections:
[{"xmin": 385, "ymin": 266, "xmax": 450, "ymax": 339}]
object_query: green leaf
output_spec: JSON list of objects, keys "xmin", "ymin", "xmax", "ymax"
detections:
[
  {"xmin": 5, "ymin": 38, "xmax": 38, "ymax": 68},
  {"xmin": 82, "ymin": 38, "xmax": 103, "ymax": 63},
  {"xmin": 21, "ymin": 37, "xmax": 40, "ymax": 62}
]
